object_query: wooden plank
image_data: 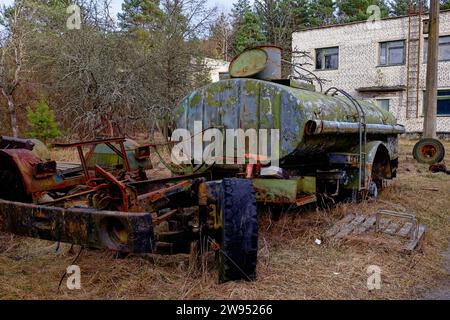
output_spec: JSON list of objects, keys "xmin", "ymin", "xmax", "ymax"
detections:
[
  {"xmin": 384, "ymin": 222, "xmax": 400, "ymax": 235},
  {"xmin": 353, "ymin": 216, "xmax": 377, "ymax": 235},
  {"xmin": 378, "ymin": 218, "xmax": 391, "ymax": 232},
  {"xmin": 404, "ymin": 225, "xmax": 426, "ymax": 252},
  {"xmin": 397, "ymin": 222, "xmax": 413, "ymax": 237},
  {"xmin": 335, "ymin": 215, "xmax": 366, "ymax": 238},
  {"xmin": 324, "ymin": 214, "xmax": 355, "ymax": 238}
]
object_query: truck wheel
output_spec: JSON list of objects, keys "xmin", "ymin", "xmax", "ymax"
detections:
[
  {"xmin": 218, "ymin": 178, "xmax": 258, "ymax": 283},
  {"xmin": 413, "ymin": 138, "xmax": 445, "ymax": 164}
]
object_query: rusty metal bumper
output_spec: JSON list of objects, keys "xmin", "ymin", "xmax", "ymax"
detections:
[{"xmin": 0, "ymin": 199, "xmax": 154, "ymax": 253}]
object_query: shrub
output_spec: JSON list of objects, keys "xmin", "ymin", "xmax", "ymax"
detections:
[{"xmin": 26, "ymin": 98, "xmax": 61, "ymax": 142}]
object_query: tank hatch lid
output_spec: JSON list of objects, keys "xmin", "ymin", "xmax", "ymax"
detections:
[{"xmin": 229, "ymin": 48, "xmax": 268, "ymax": 78}]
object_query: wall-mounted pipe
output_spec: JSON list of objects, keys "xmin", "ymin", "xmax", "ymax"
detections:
[{"xmin": 305, "ymin": 120, "xmax": 406, "ymax": 136}]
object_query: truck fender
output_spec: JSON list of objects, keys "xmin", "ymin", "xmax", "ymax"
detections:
[
  {"xmin": 0, "ymin": 149, "xmax": 33, "ymax": 202},
  {"xmin": 365, "ymin": 141, "xmax": 393, "ymax": 182}
]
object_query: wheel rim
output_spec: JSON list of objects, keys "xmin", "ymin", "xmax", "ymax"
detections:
[{"xmin": 419, "ymin": 144, "xmax": 437, "ymax": 159}]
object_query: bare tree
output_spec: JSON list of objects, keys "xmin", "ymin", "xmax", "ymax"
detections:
[
  {"xmin": 0, "ymin": 3, "xmax": 32, "ymax": 137},
  {"xmin": 209, "ymin": 12, "xmax": 233, "ymax": 61},
  {"xmin": 287, "ymin": 49, "xmax": 329, "ymax": 92},
  {"xmin": 0, "ymin": 0, "xmax": 217, "ymax": 139},
  {"xmin": 148, "ymin": 0, "xmax": 216, "ymax": 127}
]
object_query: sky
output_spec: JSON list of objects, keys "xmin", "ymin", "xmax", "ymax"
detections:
[
  {"xmin": 107, "ymin": 0, "xmax": 234, "ymax": 17},
  {"xmin": 1, "ymin": 0, "xmax": 235, "ymax": 17}
]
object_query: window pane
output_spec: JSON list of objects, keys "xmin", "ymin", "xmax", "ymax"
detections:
[
  {"xmin": 437, "ymin": 98, "xmax": 450, "ymax": 115},
  {"xmin": 424, "ymin": 39, "xmax": 428, "ymax": 62},
  {"xmin": 326, "ymin": 47, "xmax": 339, "ymax": 55},
  {"xmin": 325, "ymin": 54, "xmax": 338, "ymax": 69},
  {"xmin": 439, "ymin": 36, "xmax": 450, "ymax": 45},
  {"xmin": 330, "ymin": 53, "xmax": 338, "ymax": 69},
  {"xmin": 316, "ymin": 49, "xmax": 323, "ymax": 69},
  {"xmin": 389, "ymin": 41, "xmax": 404, "ymax": 48},
  {"xmin": 439, "ymin": 43, "xmax": 450, "ymax": 61},
  {"xmin": 425, "ymin": 37, "xmax": 450, "ymax": 62},
  {"xmin": 389, "ymin": 47, "xmax": 404, "ymax": 64},
  {"xmin": 376, "ymin": 99, "xmax": 390, "ymax": 111},
  {"xmin": 316, "ymin": 47, "xmax": 338, "ymax": 70},
  {"xmin": 380, "ymin": 43, "xmax": 387, "ymax": 65},
  {"xmin": 438, "ymin": 90, "xmax": 450, "ymax": 97}
]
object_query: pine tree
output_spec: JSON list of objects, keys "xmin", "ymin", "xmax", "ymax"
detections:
[
  {"xmin": 336, "ymin": 0, "xmax": 389, "ymax": 23},
  {"xmin": 291, "ymin": 0, "xmax": 313, "ymax": 29},
  {"xmin": 231, "ymin": 0, "xmax": 252, "ymax": 24},
  {"xmin": 309, "ymin": 0, "xmax": 336, "ymax": 27},
  {"xmin": 389, "ymin": 0, "xmax": 428, "ymax": 16},
  {"xmin": 390, "ymin": 0, "xmax": 410, "ymax": 16},
  {"xmin": 253, "ymin": 0, "xmax": 297, "ymax": 56},
  {"xmin": 118, "ymin": 0, "xmax": 162, "ymax": 31},
  {"xmin": 442, "ymin": 0, "xmax": 450, "ymax": 10},
  {"xmin": 254, "ymin": 0, "xmax": 282, "ymax": 45},
  {"xmin": 26, "ymin": 98, "xmax": 61, "ymax": 143},
  {"xmin": 233, "ymin": 12, "xmax": 267, "ymax": 54}
]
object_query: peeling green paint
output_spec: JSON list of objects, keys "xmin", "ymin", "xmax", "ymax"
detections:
[
  {"xmin": 252, "ymin": 177, "xmax": 316, "ymax": 204},
  {"xmin": 176, "ymin": 78, "xmax": 400, "ymax": 162}
]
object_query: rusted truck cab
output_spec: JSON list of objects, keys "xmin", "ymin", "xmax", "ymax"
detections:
[{"xmin": 0, "ymin": 136, "xmax": 258, "ymax": 282}]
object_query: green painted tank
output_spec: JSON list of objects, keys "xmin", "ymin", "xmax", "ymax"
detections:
[
  {"xmin": 175, "ymin": 78, "xmax": 404, "ymax": 163},
  {"xmin": 86, "ymin": 139, "xmax": 153, "ymax": 171}
]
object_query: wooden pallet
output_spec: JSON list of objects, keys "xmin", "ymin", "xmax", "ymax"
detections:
[{"xmin": 325, "ymin": 210, "xmax": 425, "ymax": 252}]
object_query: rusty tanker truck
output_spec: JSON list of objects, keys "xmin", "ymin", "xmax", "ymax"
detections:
[{"xmin": 0, "ymin": 46, "xmax": 404, "ymax": 282}]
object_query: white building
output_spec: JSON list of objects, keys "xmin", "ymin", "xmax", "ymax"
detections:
[
  {"xmin": 204, "ymin": 58, "xmax": 230, "ymax": 83},
  {"xmin": 292, "ymin": 10, "xmax": 450, "ymax": 134}
]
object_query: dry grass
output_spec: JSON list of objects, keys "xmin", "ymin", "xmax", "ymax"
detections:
[{"xmin": 0, "ymin": 139, "xmax": 449, "ymax": 300}]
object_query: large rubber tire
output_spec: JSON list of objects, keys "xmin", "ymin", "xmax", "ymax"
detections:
[
  {"xmin": 218, "ymin": 178, "xmax": 258, "ymax": 283},
  {"xmin": 413, "ymin": 138, "xmax": 445, "ymax": 164}
]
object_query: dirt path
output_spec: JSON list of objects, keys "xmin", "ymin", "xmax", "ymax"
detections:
[{"xmin": 422, "ymin": 245, "xmax": 450, "ymax": 300}]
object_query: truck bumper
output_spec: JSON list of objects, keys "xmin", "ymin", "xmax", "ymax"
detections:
[{"xmin": 0, "ymin": 199, "xmax": 154, "ymax": 253}]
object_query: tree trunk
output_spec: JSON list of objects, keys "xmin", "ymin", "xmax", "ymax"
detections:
[
  {"xmin": 5, "ymin": 94, "xmax": 19, "ymax": 138},
  {"xmin": 423, "ymin": 0, "xmax": 439, "ymax": 139}
]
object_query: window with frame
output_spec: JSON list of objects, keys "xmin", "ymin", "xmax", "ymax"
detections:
[
  {"xmin": 424, "ymin": 35, "xmax": 450, "ymax": 62},
  {"xmin": 376, "ymin": 99, "xmax": 390, "ymax": 111},
  {"xmin": 437, "ymin": 90, "xmax": 450, "ymax": 115},
  {"xmin": 316, "ymin": 47, "xmax": 339, "ymax": 70},
  {"xmin": 379, "ymin": 41, "xmax": 405, "ymax": 66},
  {"xmin": 423, "ymin": 89, "xmax": 450, "ymax": 116}
]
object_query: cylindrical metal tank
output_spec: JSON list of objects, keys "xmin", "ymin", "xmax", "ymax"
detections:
[
  {"xmin": 175, "ymin": 78, "xmax": 404, "ymax": 162},
  {"xmin": 253, "ymin": 45, "xmax": 282, "ymax": 80},
  {"xmin": 229, "ymin": 48, "xmax": 268, "ymax": 78},
  {"xmin": 228, "ymin": 46, "xmax": 282, "ymax": 80}
]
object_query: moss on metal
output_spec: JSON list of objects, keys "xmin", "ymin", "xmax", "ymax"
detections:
[{"xmin": 176, "ymin": 78, "xmax": 400, "ymax": 162}]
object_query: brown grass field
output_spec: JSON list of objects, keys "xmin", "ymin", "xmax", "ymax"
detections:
[{"xmin": 0, "ymin": 139, "xmax": 449, "ymax": 300}]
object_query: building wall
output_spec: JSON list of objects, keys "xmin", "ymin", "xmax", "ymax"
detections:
[
  {"xmin": 204, "ymin": 58, "xmax": 230, "ymax": 83},
  {"xmin": 292, "ymin": 11, "xmax": 450, "ymax": 133}
]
